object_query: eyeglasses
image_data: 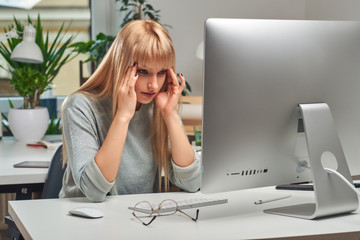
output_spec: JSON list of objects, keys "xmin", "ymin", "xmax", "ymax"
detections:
[{"xmin": 131, "ymin": 199, "xmax": 199, "ymax": 226}]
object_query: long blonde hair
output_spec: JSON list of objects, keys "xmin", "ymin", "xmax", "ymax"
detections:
[{"xmin": 63, "ymin": 20, "xmax": 176, "ymax": 192}]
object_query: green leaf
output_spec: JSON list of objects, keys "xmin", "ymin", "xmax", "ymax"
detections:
[
  {"xmin": 8, "ymin": 99, "xmax": 14, "ymax": 109},
  {"xmin": 145, "ymin": 4, "xmax": 154, "ymax": 10},
  {"xmin": 1, "ymin": 112, "xmax": 12, "ymax": 136},
  {"xmin": 145, "ymin": 12, "xmax": 155, "ymax": 19}
]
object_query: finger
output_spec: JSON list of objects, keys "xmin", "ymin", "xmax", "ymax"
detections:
[
  {"xmin": 167, "ymin": 68, "xmax": 179, "ymax": 87},
  {"xmin": 178, "ymin": 73, "xmax": 186, "ymax": 89}
]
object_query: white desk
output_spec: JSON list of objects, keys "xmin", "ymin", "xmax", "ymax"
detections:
[
  {"xmin": 0, "ymin": 136, "xmax": 58, "ymax": 199},
  {"xmin": 8, "ymin": 187, "xmax": 360, "ymax": 240}
]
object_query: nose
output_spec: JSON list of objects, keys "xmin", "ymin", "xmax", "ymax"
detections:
[{"xmin": 148, "ymin": 75, "xmax": 158, "ymax": 91}]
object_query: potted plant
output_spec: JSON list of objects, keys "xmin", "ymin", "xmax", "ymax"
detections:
[{"xmin": 0, "ymin": 14, "xmax": 79, "ymax": 142}]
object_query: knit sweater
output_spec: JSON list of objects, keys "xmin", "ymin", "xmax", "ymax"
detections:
[{"xmin": 59, "ymin": 93, "xmax": 201, "ymax": 202}]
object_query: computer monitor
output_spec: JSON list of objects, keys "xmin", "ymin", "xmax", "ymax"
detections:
[{"xmin": 201, "ymin": 18, "xmax": 360, "ymax": 219}]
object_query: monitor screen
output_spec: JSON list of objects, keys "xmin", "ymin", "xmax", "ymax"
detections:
[{"xmin": 200, "ymin": 19, "xmax": 360, "ymax": 218}]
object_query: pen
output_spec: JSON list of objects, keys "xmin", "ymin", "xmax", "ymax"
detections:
[
  {"xmin": 26, "ymin": 144, "xmax": 46, "ymax": 149},
  {"xmin": 254, "ymin": 194, "xmax": 291, "ymax": 205}
]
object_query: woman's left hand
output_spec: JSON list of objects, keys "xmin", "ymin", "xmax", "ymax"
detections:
[{"xmin": 155, "ymin": 68, "xmax": 185, "ymax": 117}]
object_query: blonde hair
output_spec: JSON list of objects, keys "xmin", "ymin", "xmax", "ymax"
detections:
[{"xmin": 62, "ymin": 20, "xmax": 176, "ymax": 192}]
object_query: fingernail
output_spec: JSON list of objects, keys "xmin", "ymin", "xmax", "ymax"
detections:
[
  {"xmin": 133, "ymin": 62, "xmax": 137, "ymax": 67},
  {"xmin": 180, "ymin": 73, "xmax": 183, "ymax": 76}
]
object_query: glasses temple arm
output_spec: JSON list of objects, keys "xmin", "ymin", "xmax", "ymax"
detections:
[
  {"xmin": 143, "ymin": 216, "xmax": 157, "ymax": 226},
  {"xmin": 178, "ymin": 209, "xmax": 200, "ymax": 222}
]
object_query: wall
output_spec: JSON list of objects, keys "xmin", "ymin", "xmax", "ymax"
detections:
[
  {"xmin": 305, "ymin": 0, "xmax": 360, "ymax": 20},
  {"xmin": 90, "ymin": 0, "xmax": 119, "ymax": 39}
]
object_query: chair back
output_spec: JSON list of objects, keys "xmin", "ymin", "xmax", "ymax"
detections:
[{"xmin": 41, "ymin": 144, "xmax": 66, "ymax": 199}]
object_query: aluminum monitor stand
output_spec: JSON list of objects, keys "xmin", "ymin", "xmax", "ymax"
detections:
[{"xmin": 265, "ymin": 103, "xmax": 358, "ymax": 219}]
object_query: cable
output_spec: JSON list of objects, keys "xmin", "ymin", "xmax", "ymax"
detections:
[{"xmin": 324, "ymin": 167, "xmax": 360, "ymax": 198}]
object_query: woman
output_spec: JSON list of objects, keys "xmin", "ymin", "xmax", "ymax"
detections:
[{"xmin": 59, "ymin": 20, "xmax": 201, "ymax": 202}]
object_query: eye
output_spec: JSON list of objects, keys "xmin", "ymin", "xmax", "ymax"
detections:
[
  {"xmin": 137, "ymin": 69, "xmax": 148, "ymax": 75},
  {"xmin": 158, "ymin": 70, "xmax": 166, "ymax": 75}
]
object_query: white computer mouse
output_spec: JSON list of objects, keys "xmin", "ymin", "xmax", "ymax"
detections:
[{"xmin": 69, "ymin": 207, "xmax": 104, "ymax": 219}]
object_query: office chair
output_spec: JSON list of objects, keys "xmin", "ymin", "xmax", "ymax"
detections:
[
  {"xmin": 41, "ymin": 144, "xmax": 65, "ymax": 199},
  {"xmin": 5, "ymin": 144, "xmax": 66, "ymax": 240}
]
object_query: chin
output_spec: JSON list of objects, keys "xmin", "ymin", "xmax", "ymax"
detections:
[
  {"xmin": 138, "ymin": 100, "xmax": 152, "ymax": 105},
  {"xmin": 137, "ymin": 97, "xmax": 154, "ymax": 105}
]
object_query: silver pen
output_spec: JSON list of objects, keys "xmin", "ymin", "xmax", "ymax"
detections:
[{"xmin": 254, "ymin": 194, "xmax": 291, "ymax": 205}]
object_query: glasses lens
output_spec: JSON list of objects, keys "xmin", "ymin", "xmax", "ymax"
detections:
[
  {"xmin": 133, "ymin": 201, "xmax": 153, "ymax": 218},
  {"xmin": 158, "ymin": 199, "xmax": 178, "ymax": 216}
]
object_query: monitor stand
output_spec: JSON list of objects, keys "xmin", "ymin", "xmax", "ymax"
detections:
[{"xmin": 264, "ymin": 103, "xmax": 358, "ymax": 219}]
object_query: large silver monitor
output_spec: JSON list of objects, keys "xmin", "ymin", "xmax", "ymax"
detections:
[{"xmin": 201, "ymin": 18, "xmax": 360, "ymax": 219}]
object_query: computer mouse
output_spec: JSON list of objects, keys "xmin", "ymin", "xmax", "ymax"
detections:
[{"xmin": 69, "ymin": 207, "xmax": 104, "ymax": 219}]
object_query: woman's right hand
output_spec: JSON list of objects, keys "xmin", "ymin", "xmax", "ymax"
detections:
[
  {"xmin": 115, "ymin": 63, "xmax": 138, "ymax": 122},
  {"xmin": 95, "ymin": 64, "xmax": 138, "ymax": 183}
]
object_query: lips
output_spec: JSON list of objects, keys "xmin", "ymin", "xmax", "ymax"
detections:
[{"xmin": 141, "ymin": 92, "xmax": 156, "ymax": 98}]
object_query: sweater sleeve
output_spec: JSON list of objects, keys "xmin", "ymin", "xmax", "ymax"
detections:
[
  {"xmin": 169, "ymin": 147, "xmax": 201, "ymax": 192},
  {"xmin": 62, "ymin": 95, "xmax": 114, "ymax": 202}
]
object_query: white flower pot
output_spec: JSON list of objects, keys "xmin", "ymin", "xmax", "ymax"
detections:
[{"xmin": 8, "ymin": 107, "xmax": 49, "ymax": 143}]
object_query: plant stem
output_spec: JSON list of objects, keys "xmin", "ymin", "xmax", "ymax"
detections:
[
  {"xmin": 33, "ymin": 89, "xmax": 39, "ymax": 109},
  {"xmin": 138, "ymin": 3, "xmax": 142, "ymax": 20},
  {"xmin": 23, "ymin": 97, "xmax": 28, "ymax": 109}
]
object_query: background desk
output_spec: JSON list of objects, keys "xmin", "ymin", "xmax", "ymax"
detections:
[
  {"xmin": 0, "ymin": 136, "xmax": 58, "ymax": 199},
  {"xmin": 8, "ymin": 187, "xmax": 360, "ymax": 240},
  {"xmin": 178, "ymin": 96, "xmax": 202, "ymax": 136}
]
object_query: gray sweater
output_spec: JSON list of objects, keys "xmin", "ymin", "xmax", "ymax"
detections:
[{"xmin": 59, "ymin": 93, "xmax": 201, "ymax": 202}]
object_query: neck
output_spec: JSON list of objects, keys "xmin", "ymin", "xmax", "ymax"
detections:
[{"xmin": 136, "ymin": 102, "xmax": 142, "ymax": 111}]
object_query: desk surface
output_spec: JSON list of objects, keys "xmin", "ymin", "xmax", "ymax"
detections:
[
  {"xmin": 0, "ymin": 136, "xmax": 58, "ymax": 185},
  {"xmin": 9, "ymin": 187, "xmax": 360, "ymax": 240}
]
